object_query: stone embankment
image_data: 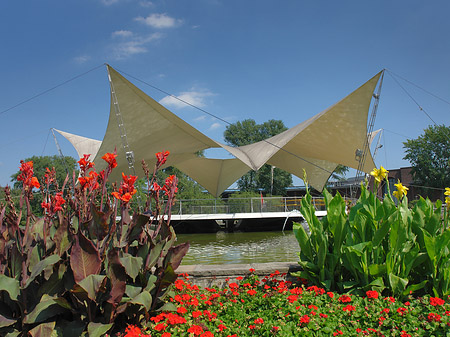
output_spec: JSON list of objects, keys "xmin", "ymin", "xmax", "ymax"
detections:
[{"xmin": 176, "ymin": 262, "xmax": 301, "ymax": 288}]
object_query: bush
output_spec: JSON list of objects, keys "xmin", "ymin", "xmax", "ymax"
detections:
[
  {"xmin": 0, "ymin": 151, "xmax": 189, "ymax": 336},
  {"xmin": 293, "ymin": 168, "xmax": 450, "ymax": 298}
]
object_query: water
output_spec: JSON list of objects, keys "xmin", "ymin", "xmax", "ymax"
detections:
[{"xmin": 176, "ymin": 230, "xmax": 300, "ymax": 265}]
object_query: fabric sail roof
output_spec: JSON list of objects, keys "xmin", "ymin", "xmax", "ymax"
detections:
[{"xmin": 58, "ymin": 66, "xmax": 382, "ymax": 197}]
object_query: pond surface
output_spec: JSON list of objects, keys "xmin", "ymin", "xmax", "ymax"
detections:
[{"xmin": 176, "ymin": 231, "xmax": 300, "ymax": 265}]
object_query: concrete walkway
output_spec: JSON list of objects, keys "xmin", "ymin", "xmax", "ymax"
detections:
[{"xmin": 176, "ymin": 261, "xmax": 301, "ymax": 288}]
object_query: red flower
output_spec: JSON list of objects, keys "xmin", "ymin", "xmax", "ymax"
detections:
[
  {"xmin": 177, "ymin": 306, "xmax": 187, "ymax": 314},
  {"xmin": 400, "ymin": 331, "xmax": 411, "ymax": 337},
  {"xmin": 163, "ymin": 174, "xmax": 178, "ymax": 196},
  {"xmin": 102, "ymin": 152, "xmax": 118, "ymax": 169},
  {"xmin": 430, "ymin": 297, "xmax": 445, "ymax": 306},
  {"xmin": 254, "ymin": 318, "xmax": 264, "ymax": 324},
  {"xmin": 342, "ymin": 305, "xmax": 355, "ymax": 312},
  {"xmin": 218, "ymin": 324, "xmax": 227, "ymax": 331},
  {"xmin": 333, "ymin": 331, "xmax": 343, "ymax": 336},
  {"xmin": 156, "ymin": 150, "xmax": 170, "ymax": 166},
  {"xmin": 327, "ymin": 291, "xmax": 334, "ymax": 298},
  {"xmin": 200, "ymin": 332, "xmax": 214, "ymax": 337},
  {"xmin": 249, "ymin": 268, "xmax": 255, "ymax": 273},
  {"xmin": 428, "ymin": 312, "xmax": 442, "ymax": 322},
  {"xmin": 299, "ymin": 314, "xmax": 310, "ymax": 324},
  {"xmin": 247, "ymin": 289, "xmax": 256, "ymax": 296},
  {"xmin": 338, "ymin": 295, "xmax": 352, "ymax": 303},
  {"xmin": 112, "ymin": 172, "xmax": 137, "ymax": 204},
  {"xmin": 17, "ymin": 160, "xmax": 40, "ymax": 190},
  {"xmin": 124, "ymin": 325, "xmax": 142, "ymax": 337},
  {"xmin": 41, "ymin": 192, "xmax": 66, "ymax": 215},
  {"xmin": 78, "ymin": 170, "xmax": 99, "ymax": 191},
  {"xmin": 162, "ymin": 333, "xmax": 171, "ymax": 337},
  {"xmin": 397, "ymin": 307, "xmax": 408, "ymax": 316},
  {"xmin": 154, "ymin": 323, "xmax": 166, "ymax": 331},
  {"xmin": 187, "ymin": 325, "xmax": 204, "ymax": 335},
  {"xmin": 366, "ymin": 290, "xmax": 379, "ymax": 299},
  {"xmin": 78, "ymin": 154, "xmax": 94, "ymax": 172},
  {"xmin": 287, "ymin": 295, "xmax": 298, "ymax": 303}
]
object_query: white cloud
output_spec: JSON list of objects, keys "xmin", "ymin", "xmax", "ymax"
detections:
[
  {"xmin": 139, "ymin": 1, "xmax": 153, "ymax": 7},
  {"xmin": 112, "ymin": 30, "xmax": 133, "ymax": 38},
  {"xmin": 135, "ymin": 13, "xmax": 182, "ymax": 29},
  {"xmin": 101, "ymin": 0, "xmax": 121, "ymax": 5},
  {"xmin": 73, "ymin": 55, "xmax": 90, "ymax": 64},
  {"xmin": 209, "ymin": 122, "xmax": 222, "ymax": 130},
  {"xmin": 111, "ymin": 32, "xmax": 162, "ymax": 59},
  {"xmin": 159, "ymin": 90, "xmax": 214, "ymax": 109},
  {"xmin": 194, "ymin": 115, "xmax": 206, "ymax": 122}
]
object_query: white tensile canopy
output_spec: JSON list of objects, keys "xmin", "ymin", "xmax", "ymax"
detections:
[{"xmin": 56, "ymin": 65, "xmax": 382, "ymax": 197}]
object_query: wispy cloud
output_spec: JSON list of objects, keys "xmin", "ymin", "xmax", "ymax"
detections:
[
  {"xmin": 159, "ymin": 90, "xmax": 214, "ymax": 109},
  {"xmin": 73, "ymin": 55, "xmax": 91, "ymax": 64},
  {"xmin": 100, "ymin": 0, "xmax": 121, "ymax": 5},
  {"xmin": 111, "ymin": 30, "xmax": 133, "ymax": 38},
  {"xmin": 194, "ymin": 115, "xmax": 207, "ymax": 122},
  {"xmin": 135, "ymin": 13, "xmax": 182, "ymax": 29},
  {"xmin": 209, "ymin": 122, "xmax": 222, "ymax": 130},
  {"xmin": 110, "ymin": 32, "xmax": 162, "ymax": 59},
  {"xmin": 139, "ymin": 1, "xmax": 153, "ymax": 7}
]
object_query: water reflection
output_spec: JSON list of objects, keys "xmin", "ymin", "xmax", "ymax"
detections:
[{"xmin": 176, "ymin": 231, "xmax": 300, "ymax": 265}]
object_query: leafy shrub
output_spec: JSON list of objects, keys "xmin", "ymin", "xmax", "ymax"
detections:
[
  {"xmin": 293, "ymin": 169, "xmax": 450, "ymax": 298},
  {"xmin": 0, "ymin": 150, "xmax": 189, "ymax": 336}
]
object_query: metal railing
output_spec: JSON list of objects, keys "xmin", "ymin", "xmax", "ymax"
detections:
[{"xmin": 167, "ymin": 196, "xmax": 331, "ymax": 215}]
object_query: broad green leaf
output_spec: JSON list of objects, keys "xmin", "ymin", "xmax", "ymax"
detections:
[
  {"xmin": 23, "ymin": 295, "xmax": 71, "ymax": 324},
  {"xmin": 120, "ymin": 253, "xmax": 143, "ymax": 281},
  {"xmin": 87, "ymin": 322, "xmax": 113, "ymax": 337},
  {"xmin": 346, "ymin": 242, "xmax": 371, "ymax": 256},
  {"xmin": 130, "ymin": 291, "xmax": 152, "ymax": 311},
  {"xmin": 0, "ymin": 275, "xmax": 19, "ymax": 301},
  {"xmin": 4, "ymin": 330, "xmax": 20, "ymax": 337},
  {"xmin": 403, "ymin": 280, "xmax": 427, "ymax": 296},
  {"xmin": 0, "ymin": 314, "xmax": 16, "ymax": 328},
  {"xmin": 70, "ymin": 231, "xmax": 101, "ymax": 283},
  {"xmin": 388, "ymin": 273, "xmax": 408, "ymax": 296},
  {"xmin": 369, "ymin": 264, "xmax": 386, "ymax": 277},
  {"xmin": 157, "ymin": 302, "xmax": 177, "ymax": 312},
  {"xmin": 293, "ymin": 222, "xmax": 313, "ymax": 261},
  {"xmin": 125, "ymin": 285, "xmax": 142, "ymax": 298},
  {"xmin": 25, "ymin": 254, "xmax": 60, "ymax": 288},
  {"xmin": 145, "ymin": 275, "xmax": 157, "ymax": 292},
  {"xmin": 372, "ymin": 218, "xmax": 391, "ymax": 248},
  {"xmin": 422, "ymin": 230, "xmax": 436, "ymax": 265},
  {"xmin": 72, "ymin": 274, "xmax": 107, "ymax": 301},
  {"xmin": 28, "ymin": 321, "xmax": 57, "ymax": 337}
]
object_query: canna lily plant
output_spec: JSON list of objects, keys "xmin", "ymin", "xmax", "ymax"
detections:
[
  {"xmin": 294, "ymin": 167, "xmax": 450, "ymax": 299},
  {"xmin": 0, "ymin": 150, "xmax": 189, "ymax": 336}
]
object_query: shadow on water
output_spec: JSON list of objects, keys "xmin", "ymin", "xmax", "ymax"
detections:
[{"xmin": 176, "ymin": 230, "xmax": 300, "ymax": 265}]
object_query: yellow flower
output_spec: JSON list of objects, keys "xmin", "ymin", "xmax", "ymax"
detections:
[
  {"xmin": 370, "ymin": 166, "xmax": 388, "ymax": 184},
  {"xmin": 445, "ymin": 187, "xmax": 450, "ymax": 196},
  {"xmin": 446, "ymin": 196, "xmax": 450, "ymax": 206},
  {"xmin": 393, "ymin": 180, "xmax": 408, "ymax": 200}
]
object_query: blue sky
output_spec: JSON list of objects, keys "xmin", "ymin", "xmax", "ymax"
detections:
[{"xmin": 1, "ymin": 0, "xmax": 449, "ymax": 187}]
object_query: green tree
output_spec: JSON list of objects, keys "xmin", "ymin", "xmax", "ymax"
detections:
[
  {"xmin": 224, "ymin": 119, "xmax": 293, "ymax": 195},
  {"xmin": 403, "ymin": 124, "xmax": 450, "ymax": 191},
  {"xmin": 11, "ymin": 155, "xmax": 77, "ymax": 188},
  {"xmin": 10, "ymin": 155, "xmax": 78, "ymax": 215}
]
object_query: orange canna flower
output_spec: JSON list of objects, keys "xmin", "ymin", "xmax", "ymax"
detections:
[
  {"xmin": 112, "ymin": 173, "xmax": 138, "ymax": 204},
  {"xmin": 102, "ymin": 152, "xmax": 118, "ymax": 169},
  {"xmin": 78, "ymin": 154, "xmax": 94, "ymax": 173},
  {"xmin": 156, "ymin": 151, "xmax": 170, "ymax": 167},
  {"xmin": 17, "ymin": 160, "xmax": 40, "ymax": 190}
]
